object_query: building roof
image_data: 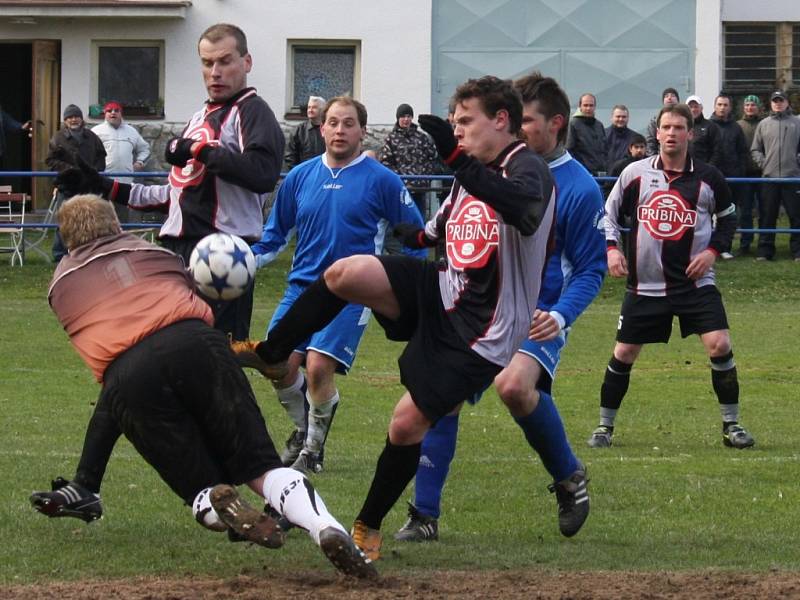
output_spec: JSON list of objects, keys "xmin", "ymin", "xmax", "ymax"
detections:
[{"xmin": 0, "ymin": 0, "xmax": 191, "ymax": 18}]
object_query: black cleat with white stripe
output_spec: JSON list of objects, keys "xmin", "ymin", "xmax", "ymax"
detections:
[
  {"xmin": 548, "ymin": 463, "xmax": 590, "ymax": 537},
  {"xmin": 30, "ymin": 477, "xmax": 103, "ymax": 523},
  {"xmin": 394, "ymin": 502, "xmax": 439, "ymax": 542}
]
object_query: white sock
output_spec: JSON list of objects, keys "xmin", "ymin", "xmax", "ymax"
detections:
[
  {"xmin": 263, "ymin": 467, "xmax": 346, "ymax": 545},
  {"xmin": 192, "ymin": 487, "xmax": 227, "ymax": 532},
  {"xmin": 305, "ymin": 391, "xmax": 339, "ymax": 453},
  {"xmin": 276, "ymin": 371, "xmax": 307, "ymax": 430}
]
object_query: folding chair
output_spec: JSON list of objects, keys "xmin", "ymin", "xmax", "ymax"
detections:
[
  {"xmin": 23, "ymin": 188, "xmax": 60, "ymax": 262},
  {"xmin": 0, "ymin": 186, "xmax": 27, "ymax": 266}
]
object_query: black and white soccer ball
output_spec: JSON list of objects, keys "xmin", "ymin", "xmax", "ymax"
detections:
[{"xmin": 189, "ymin": 233, "xmax": 256, "ymax": 301}]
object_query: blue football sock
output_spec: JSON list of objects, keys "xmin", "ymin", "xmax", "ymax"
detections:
[
  {"xmin": 514, "ymin": 391, "xmax": 579, "ymax": 482},
  {"xmin": 414, "ymin": 414, "xmax": 460, "ymax": 519}
]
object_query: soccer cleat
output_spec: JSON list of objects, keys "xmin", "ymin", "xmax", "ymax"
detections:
[
  {"xmin": 548, "ymin": 464, "xmax": 590, "ymax": 537},
  {"xmin": 30, "ymin": 477, "xmax": 103, "ymax": 523},
  {"xmin": 319, "ymin": 526, "xmax": 379, "ymax": 579},
  {"xmin": 229, "ymin": 338, "xmax": 288, "ymax": 381},
  {"xmin": 587, "ymin": 425, "xmax": 613, "ymax": 448},
  {"xmin": 723, "ymin": 424, "xmax": 755, "ymax": 449},
  {"xmin": 394, "ymin": 502, "xmax": 439, "ymax": 542},
  {"xmin": 351, "ymin": 519, "xmax": 383, "ymax": 562},
  {"xmin": 290, "ymin": 449, "xmax": 324, "ymax": 475},
  {"xmin": 280, "ymin": 429, "xmax": 306, "ymax": 466},
  {"xmin": 209, "ymin": 484, "xmax": 285, "ymax": 549}
]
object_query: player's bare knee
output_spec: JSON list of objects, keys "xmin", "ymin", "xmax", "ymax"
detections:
[
  {"xmin": 323, "ymin": 259, "xmax": 350, "ymax": 293},
  {"xmin": 496, "ymin": 374, "xmax": 531, "ymax": 410}
]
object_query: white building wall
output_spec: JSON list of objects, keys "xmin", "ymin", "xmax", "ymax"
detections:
[
  {"xmin": 0, "ymin": 0, "xmax": 432, "ymax": 126},
  {"xmin": 695, "ymin": 0, "xmax": 722, "ymax": 109}
]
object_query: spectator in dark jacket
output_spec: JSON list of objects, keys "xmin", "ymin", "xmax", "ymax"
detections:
[
  {"xmin": 686, "ymin": 95, "xmax": 721, "ymax": 166},
  {"xmin": 46, "ymin": 104, "xmax": 106, "ymax": 172},
  {"xmin": 0, "ymin": 105, "xmax": 32, "ymax": 168},
  {"xmin": 709, "ymin": 94, "xmax": 748, "ymax": 259},
  {"xmin": 567, "ymin": 93, "xmax": 607, "ymax": 175},
  {"xmin": 609, "ymin": 133, "xmax": 647, "ymax": 178},
  {"xmin": 284, "ymin": 95, "xmax": 326, "ymax": 170},
  {"xmin": 605, "ymin": 104, "xmax": 636, "ymax": 171},
  {"xmin": 735, "ymin": 94, "xmax": 763, "ymax": 254},
  {"xmin": 46, "ymin": 104, "xmax": 107, "ymax": 263},
  {"xmin": 379, "ymin": 103, "xmax": 443, "ymax": 216},
  {"xmin": 646, "ymin": 87, "xmax": 680, "ymax": 156}
]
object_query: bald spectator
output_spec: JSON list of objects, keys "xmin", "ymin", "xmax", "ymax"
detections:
[
  {"xmin": 605, "ymin": 104, "xmax": 636, "ymax": 171},
  {"xmin": 285, "ymin": 95, "xmax": 326, "ymax": 170},
  {"xmin": 567, "ymin": 93, "xmax": 608, "ymax": 175}
]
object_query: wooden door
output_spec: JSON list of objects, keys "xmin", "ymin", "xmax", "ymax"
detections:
[{"xmin": 31, "ymin": 40, "xmax": 60, "ymax": 211}]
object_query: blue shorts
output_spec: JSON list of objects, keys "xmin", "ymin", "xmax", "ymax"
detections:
[
  {"xmin": 467, "ymin": 330, "xmax": 567, "ymax": 404},
  {"xmin": 268, "ymin": 283, "xmax": 371, "ymax": 374},
  {"xmin": 517, "ymin": 329, "xmax": 568, "ymax": 384}
]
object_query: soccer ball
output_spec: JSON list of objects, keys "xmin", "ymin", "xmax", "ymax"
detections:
[{"xmin": 189, "ymin": 233, "xmax": 256, "ymax": 301}]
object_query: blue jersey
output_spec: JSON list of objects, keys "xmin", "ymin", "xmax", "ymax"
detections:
[
  {"xmin": 538, "ymin": 151, "xmax": 606, "ymax": 328},
  {"xmin": 252, "ymin": 153, "xmax": 425, "ymax": 285}
]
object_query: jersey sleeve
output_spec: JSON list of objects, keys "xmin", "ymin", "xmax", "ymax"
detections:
[
  {"xmin": 250, "ymin": 174, "xmax": 298, "ymax": 263},
  {"xmin": 547, "ymin": 181, "xmax": 607, "ymax": 327},
  {"xmin": 381, "ymin": 172, "xmax": 427, "ymax": 259},
  {"xmin": 707, "ymin": 166, "xmax": 736, "ymax": 254},
  {"xmin": 201, "ymin": 97, "xmax": 284, "ymax": 194}
]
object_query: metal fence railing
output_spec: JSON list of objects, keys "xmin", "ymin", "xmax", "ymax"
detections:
[{"xmin": 2, "ymin": 170, "xmax": 800, "ymax": 265}]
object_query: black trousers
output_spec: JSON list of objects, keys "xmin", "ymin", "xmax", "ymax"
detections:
[
  {"xmin": 757, "ymin": 182, "xmax": 800, "ymax": 259},
  {"xmin": 100, "ymin": 320, "xmax": 280, "ymax": 503}
]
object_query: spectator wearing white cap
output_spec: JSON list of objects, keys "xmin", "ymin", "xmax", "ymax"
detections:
[
  {"xmin": 686, "ymin": 95, "xmax": 721, "ymax": 167},
  {"xmin": 751, "ymin": 90, "xmax": 800, "ymax": 261}
]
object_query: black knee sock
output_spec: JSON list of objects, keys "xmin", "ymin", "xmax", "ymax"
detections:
[
  {"xmin": 711, "ymin": 351, "xmax": 739, "ymax": 427},
  {"xmin": 74, "ymin": 399, "xmax": 122, "ymax": 493},
  {"xmin": 600, "ymin": 356, "xmax": 632, "ymax": 410},
  {"xmin": 256, "ymin": 275, "xmax": 347, "ymax": 363},
  {"xmin": 357, "ymin": 437, "xmax": 421, "ymax": 530}
]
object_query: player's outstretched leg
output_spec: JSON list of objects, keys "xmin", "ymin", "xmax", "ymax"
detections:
[
  {"xmin": 209, "ymin": 485, "xmax": 285, "ymax": 548},
  {"xmin": 30, "ymin": 477, "xmax": 103, "ymax": 523},
  {"xmin": 261, "ymin": 467, "xmax": 377, "ymax": 578}
]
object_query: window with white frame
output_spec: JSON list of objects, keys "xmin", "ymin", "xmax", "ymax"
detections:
[
  {"xmin": 91, "ymin": 41, "xmax": 165, "ymax": 118},
  {"xmin": 286, "ymin": 40, "xmax": 360, "ymax": 118},
  {"xmin": 723, "ymin": 23, "xmax": 799, "ymax": 94}
]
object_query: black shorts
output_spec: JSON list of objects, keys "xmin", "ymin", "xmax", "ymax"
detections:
[
  {"xmin": 101, "ymin": 319, "xmax": 281, "ymax": 504},
  {"xmin": 373, "ymin": 256, "xmax": 502, "ymax": 423},
  {"xmin": 616, "ymin": 286, "xmax": 729, "ymax": 345}
]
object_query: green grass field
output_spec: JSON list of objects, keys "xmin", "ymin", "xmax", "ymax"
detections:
[{"xmin": 1, "ymin": 238, "xmax": 799, "ymax": 585}]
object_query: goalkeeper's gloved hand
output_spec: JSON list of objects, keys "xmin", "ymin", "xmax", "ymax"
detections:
[
  {"xmin": 417, "ymin": 114, "xmax": 468, "ymax": 170},
  {"xmin": 165, "ymin": 137, "xmax": 196, "ymax": 168},
  {"xmin": 54, "ymin": 155, "xmax": 130, "ymax": 204}
]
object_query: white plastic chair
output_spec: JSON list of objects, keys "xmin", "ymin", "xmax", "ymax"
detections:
[{"xmin": 0, "ymin": 186, "xmax": 27, "ymax": 266}]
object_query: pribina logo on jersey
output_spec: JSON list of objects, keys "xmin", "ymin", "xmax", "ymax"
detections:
[
  {"xmin": 638, "ymin": 190, "xmax": 697, "ymax": 241},
  {"xmin": 446, "ymin": 196, "xmax": 499, "ymax": 269},
  {"xmin": 168, "ymin": 122, "xmax": 217, "ymax": 189}
]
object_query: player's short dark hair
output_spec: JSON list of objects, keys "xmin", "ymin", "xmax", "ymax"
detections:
[
  {"xmin": 629, "ymin": 132, "xmax": 646, "ymax": 147},
  {"xmin": 452, "ymin": 76, "xmax": 523, "ymax": 134},
  {"xmin": 612, "ymin": 104, "xmax": 629, "ymax": 113},
  {"xmin": 198, "ymin": 23, "xmax": 248, "ymax": 56},
  {"xmin": 323, "ymin": 96, "xmax": 368, "ymax": 128},
  {"xmin": 514, "ymin": 71, "xmax": 571, "ymax": 144},
  {"xmin": 657, "ymin": 103, "xmax": 694, "ymax": 130}
]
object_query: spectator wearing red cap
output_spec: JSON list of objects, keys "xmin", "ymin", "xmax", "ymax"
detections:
[{"xmin": 92, "ymin": 101, "xmax": 151, "ymax": 185}]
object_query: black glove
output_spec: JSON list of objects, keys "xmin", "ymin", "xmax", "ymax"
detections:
[
  {"xmin": 418, "ymin": 114, "xmax": 467, "ymax": 169},
  {"xmin": 165, "ymin": 137, "xmax": 196, "ymax": 167},
  {"xmin": 54, "ymin": 155, "xmax": 130, "ymax": 204},
  {"xmin": 393, "ymin": 222, "xmax": 437, "ymax": 249}
]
